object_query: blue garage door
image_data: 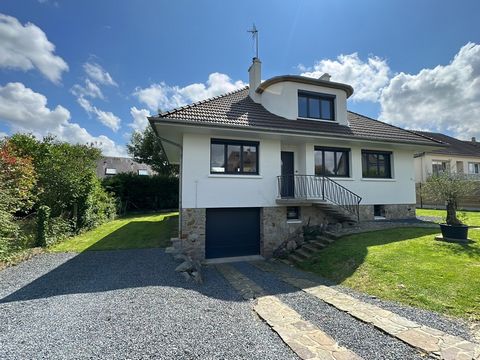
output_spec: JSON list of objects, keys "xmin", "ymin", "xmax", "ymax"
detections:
[{"xmin": 205, "ymin": 208, "xmax": 260, "ymax": 259}]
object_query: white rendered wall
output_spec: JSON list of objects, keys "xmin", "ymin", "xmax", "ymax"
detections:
[
  {"xmin": 414, "ymin": 154, "xmax": 480, "ymax": 182},
  {"xmin": 181, "ymin": 133, "xmax": 281, "ymax": 208},
  {"xmin": 182, "ymin": 132, "xmax": 417, "ymax": 208},
  {"xmin": 260, "ymin": 81, "xmax": 349, "ymax": 125}
]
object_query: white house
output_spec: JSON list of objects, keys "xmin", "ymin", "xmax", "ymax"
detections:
[
  {"xmin": 149, "ymin": 57, "xmax": 442, "ymax": 261},
  {"xmin": 413, "ymin": 131, "xmax": 480, "ymax": 182}
]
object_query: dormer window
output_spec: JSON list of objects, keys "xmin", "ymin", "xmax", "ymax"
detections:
[{"xmin": 298, "ymin": 91, "xmax": 335, "ymax": 121}]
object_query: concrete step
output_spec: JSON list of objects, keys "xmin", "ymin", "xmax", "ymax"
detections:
[
  {"xmin": 279, "ymin": 258, "xmax": 292, "ymax": 266},
  {"xmin": 315, "ymin": 235, "xmax": 335, "ymax": 243},
  {"xmin": 288, "ymin": 254, "xmax": 305, "ymax": 264},
  {"xmin": 293, "ymin": 248, "xmax": 311, "ymax": 260},
  {"xmin": 301, "ymin": 243, "xmax": 322, "ymax": 253},
  {"xmin": 304, "ymin": 242, "xmax": 326, "ymax": 251},
  {"xmin": 320, "ymin": 232, "xmax": 341, "ymax": 240}
]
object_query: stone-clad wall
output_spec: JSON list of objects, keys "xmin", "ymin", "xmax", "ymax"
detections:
[
  {"xmin": 180, "ymin": 208, "xmax": 206, "ymax": 261},
  {"xmin": 359, "ymin": 204, "xmax": 416, "ymax": 221}
]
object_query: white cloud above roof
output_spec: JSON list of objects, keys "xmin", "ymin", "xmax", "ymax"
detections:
[
  {"xmin": 83, "ymin": 62, "xmax": 117, "ymax": 86},
  {"xmin": 379, "ymin": 42, "xmax": 480, "ymax": 140},
  {"xmin": 300, "ymin": 53, "xmax": 390, "ymax": 102},
  {"xmin": 75, "ymin": 96, "xmax": 121, "ymax": 132},
  {"xmin": 129, "ymin": 107, "xmax": 150, "ymax": 132},
  {"xmin": 0, "ymin": 13, "xmax": 68, "ymax": 83},
  {"xmin": 133, "ymin": 72, "xmax": 246, "ymax": 112},
  {"xmin": 0, "ymin": 82, "xmax": 125, "ymax": 156}
]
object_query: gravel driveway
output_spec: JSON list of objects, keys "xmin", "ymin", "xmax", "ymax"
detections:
[{"xmin": 0, "ymin": 250, "xmax": 297, "ymax": 359}]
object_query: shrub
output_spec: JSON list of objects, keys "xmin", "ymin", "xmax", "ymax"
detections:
[
  {"xmin": 36, "ymin": 205, "xmax": 50, "ymax": 247},
  {"xmin": 102, "ymin": 173, "xmax": 179, "ymax": 213}
]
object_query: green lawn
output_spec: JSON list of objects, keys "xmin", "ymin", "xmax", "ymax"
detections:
[
  {"xmin": 50, "ymin": 212, "xmax": 178, "ymax": 253},
  {"xmin": 298, "ymin": 227, "xmax": 480, "ymax": 320},
  {"xmin": 417, "ymin": 208, "xmax": 480, "ymax": 227}
]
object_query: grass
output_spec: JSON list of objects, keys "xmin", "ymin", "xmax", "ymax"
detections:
[
  {"xmin": 298, "ymin": 227, "xmax": 480, "ymax": 320},
  {"xmin": 49, "ymin": 212, "xmax": 178, "ymax": 253},
  {"xmin": 417, "ymin": 208, "xmax": 480, "ymax": 227}
]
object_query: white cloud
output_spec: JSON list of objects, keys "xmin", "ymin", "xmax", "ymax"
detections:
[
  {"xmin": 83, "ymin": 62, "xmax": 117, "ymax": 86},
  {"xmin": 0, "ymin": 13, "xmax": 68, "ymax": 83},
  {"xmin": 300, "ymin": 53, "xmax": 390, "ymax": 102},
  {"xmin": 0, "ymin": 82, "xmax": 125, "ymax": 156},
  {"xmin": 129, "ymin": 107, "xmax": 150, "ymax": 132},
  {"xmin": 134, "ymin": 72, "xmax": 246, "ymax": 112},
  {"xmin": 94, "ymin": 109, "xmax": 121, "ymax": 132},
  {"xmin": 71, "ymin": 79, "xmax": 104, "ymax": 99},
  {"xmin": 75, "ymin": 97, "xmax": 120, "ymax": 132},
  {"xmin": 379, "ymin": 42, "xmax": 480, "ymax": 140}
]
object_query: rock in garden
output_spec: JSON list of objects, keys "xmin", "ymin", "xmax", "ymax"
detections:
[{"xmin": 175, "ymin": 260, "xmax": 193, "ymax": 272}]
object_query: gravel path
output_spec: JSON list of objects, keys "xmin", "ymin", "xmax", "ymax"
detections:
[
  {"xmin": 269, "ymin": 260, "xmax": 474, "ymax": 341},
  {"xmin": 0, "ymin": 250, "xmax": 297, "ymax": 360},
  {"xmin": 232, "ymin": 262, "xmax": 425, "ymax": 360}
]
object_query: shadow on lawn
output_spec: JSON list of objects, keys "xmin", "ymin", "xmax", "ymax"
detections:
[{"xmin": 2, "ymin": 224, "xmax": 477, "ymax": 304}]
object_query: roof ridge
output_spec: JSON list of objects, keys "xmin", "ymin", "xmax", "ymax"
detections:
[
  {"xmin": 159, "ymin": 86, "xmax": 249, "ymax": 117},
  {"xmin": 348, "ymin": 110, "xmax": 445, "ymax": 145}
]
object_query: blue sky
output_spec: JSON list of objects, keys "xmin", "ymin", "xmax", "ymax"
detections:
[{"xmin": 0, "ymin": 0, "xmax": 479, "ymax": 155}]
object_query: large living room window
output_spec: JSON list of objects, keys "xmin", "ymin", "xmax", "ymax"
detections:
[
  {"xmin": 468, "ymin": 162, "xmax": 480, "ymax": 174},
  {"xmin": 314, "ymin": 147, "xmax": 350, "ymax": 177},
  {"xmin": 210, "ymin": 139, "xmax": 259, "ymax": 174},
  {"xmin": 298, "ymin": 91, "xmax": 335, "ymax": 121},
  {"xmin": 362, "ymin": 150, "xmax": 392, "ymax": 178}
]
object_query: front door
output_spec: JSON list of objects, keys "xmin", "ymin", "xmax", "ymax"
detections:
[{"xmin": 281, "ymin": 151, "xmax": 294, "ymax": 197}]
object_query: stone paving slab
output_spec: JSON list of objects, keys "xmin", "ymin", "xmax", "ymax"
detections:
[
  {"xmin": 251, "ymin": 261, "xmax": 480, "ymax": 360},
  {"xmin": 217, "ymin": 263, "xmax": 362, "ymax": 360}
]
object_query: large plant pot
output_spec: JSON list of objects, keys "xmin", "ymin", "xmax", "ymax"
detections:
[{"xmin": 439, "ymin": 223, "xmax": 469, "ymax": 240}]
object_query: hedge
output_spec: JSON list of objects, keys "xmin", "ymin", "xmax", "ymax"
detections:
[{"xmin": 102, "ymin": 173, "xmax": 179, "ymax": 213}]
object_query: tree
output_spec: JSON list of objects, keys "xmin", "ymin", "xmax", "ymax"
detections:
[
  {"xmin": 127, "ymin": 127, "xmax": 178, "ymax": 176},
  {"xmin": 421, "ymin": 172, "xmax": 476, "ymax": 225}
]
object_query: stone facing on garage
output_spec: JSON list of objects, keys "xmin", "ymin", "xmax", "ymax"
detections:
[{"xmin": 180, "ymin": 208, "xmax": 206, "ymax": 261}]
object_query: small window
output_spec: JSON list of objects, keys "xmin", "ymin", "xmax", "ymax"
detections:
[
  {"xmin": 432, "ymin": 160, "xmax": 449, "ymax": 175},
  {"xmin": 210, "ymin": 139, "xmax": 259, "ymax": 174},
  {"xmin": 314, "ymin": 147, "xmax": 350, "ymax": 177},
  {"xmin": 374, "ymin": 205, "xmax": 385, "ymax": 218},
  {"xmin": 138, "ymin": 169, "xmax": 149, "ymax": 176},
  {"xmin": 105, "ymin": 168, "xmax": 117, "ymax": 175},
  {"xmin": 298, "ymin": 91, "xmax": 335, "ymax": 121},
  {"xmin": 286, "ymin": 207, "xmax": 300, "ymax": 220},
  {"xmin": 468, "ymin": 162, "xmax": 480, "ymax": 174},
  {"xmin": 362, "ymin": 150, "xmax": 392, "ymax": 178}
]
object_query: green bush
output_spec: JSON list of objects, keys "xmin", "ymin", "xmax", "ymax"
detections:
[
  {"xmin": 36, "ymin": 205, "xmax": 50, "ymax": 247},
  {"xmin": 102, "ymin": 173, "xmax": 179, "ymax": 213},
  {"xmin": 46, "ymin": 217, "xmax": 75, "ymax": 246}
]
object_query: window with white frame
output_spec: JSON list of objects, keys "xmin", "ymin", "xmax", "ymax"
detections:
[
  {"xmin": 138, "ymin": 169, "xmax": 149, "ymax": 176},
  {"xmin": 105, "ymin": 168, "xmax": 117, "ymax": 175},
  {"xmin": 432, "ymin": 160, "xmax": 449, "ymax": 175}
]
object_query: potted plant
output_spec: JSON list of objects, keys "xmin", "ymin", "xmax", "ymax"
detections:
[{"xmin": 421, "ymin": 172, "xmax": 475, "ymax": 240}]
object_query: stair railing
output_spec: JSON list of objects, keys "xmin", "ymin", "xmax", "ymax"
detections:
[{"xmin": 277, "ymin": 174, "xmax": 362, "ymax": 221}]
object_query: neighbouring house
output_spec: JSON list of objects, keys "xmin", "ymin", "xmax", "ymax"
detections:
[
  {"xmin": 149, "ymin": 57, "xmax": 443, "ymax": 261},
  {"xmin": 413, "ymin": 131, "xmax": 480, "ymax": 209},
  {"xmin": 96, "ymin": 156, "xmax": 154, "ymax": 179}
]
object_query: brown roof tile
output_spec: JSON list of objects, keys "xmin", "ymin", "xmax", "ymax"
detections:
[
  {"xmin": 150, "ymin": 87, "xmax": 442, "ymax": 146},
  {"xmin": 413, "ymin": 131, "xmax": 480, "ymax": 157}
]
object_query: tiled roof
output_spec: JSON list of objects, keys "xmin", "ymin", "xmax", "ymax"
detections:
[
  {"xmin": 150, "ymin": 87, "xmax": 442, "ymax": 146},
  {"xmin": 413, "ymin": 131, "xmax": 480, "ymax": 157}
]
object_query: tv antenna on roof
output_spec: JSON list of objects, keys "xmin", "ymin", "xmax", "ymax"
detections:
[{"xmin": 247, "ymin": 24, "xmax": 259, "ymax": 59}]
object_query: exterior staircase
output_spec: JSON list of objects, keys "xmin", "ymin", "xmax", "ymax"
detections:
[{"xmin": 287, "ymin": 234, "xmax": 337, "ymax": 264}]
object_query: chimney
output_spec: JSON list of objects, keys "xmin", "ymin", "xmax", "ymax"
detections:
[
  {"xmin": 472, "ymin": 137, "xmax": 476, "ymax": 143},
  {"xmin": 319, "ymin": 73, "xmax": 331, "ymax": 81},
  {"xmin": 248, "ymin": 57, "xmax": 262, "ymax": 103}
]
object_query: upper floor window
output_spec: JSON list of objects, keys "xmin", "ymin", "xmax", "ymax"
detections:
[
  {"xmin": 432, "ymin": 160, "xmax": 449, "ymax": 175},
  {"xmin": 314, "ymin": 147, "xmax": 350, "ymax": 177},
  {"xmin": 210, "ymin": 139, "xmax": 259, "ymax": 174},
  {"xmin": 298, "ymin": 91, "xmax": 335, "ymax": 121},
  {"xmin": 362, "ymin": 150, "xmax": 392, "ymax": 178}
]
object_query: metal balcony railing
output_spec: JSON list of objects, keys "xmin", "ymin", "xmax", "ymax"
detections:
[{"xmin": 277, "ymin": 174, "xmax": 362, "ymax": 221}]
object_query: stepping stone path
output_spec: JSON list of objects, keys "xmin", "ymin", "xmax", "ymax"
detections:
[
  {"xmin": 216, "ymin": 263, "xmax": 363, "ymax": 360},
  {"xmin": 252, "ymin": 261, "xmax": 480, "ymax": 360}
]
